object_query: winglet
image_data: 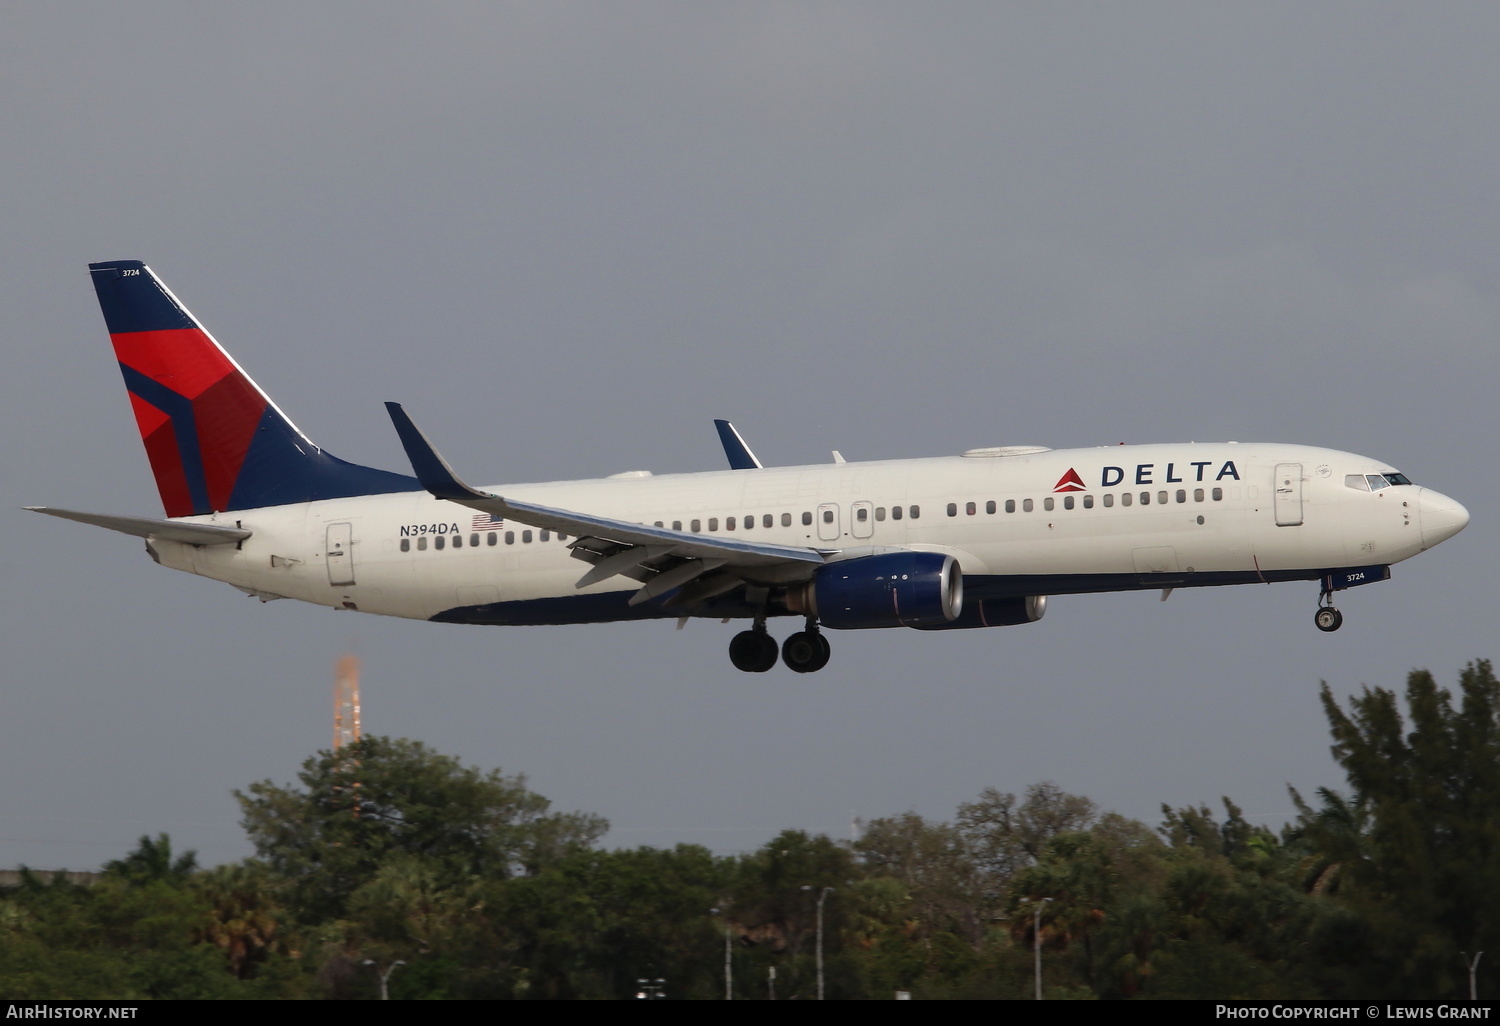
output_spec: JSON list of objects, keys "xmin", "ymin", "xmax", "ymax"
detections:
[
  {"xmin": 384, "ymin": 402, "xmax": 491, "ymax": 501},
  {"xmin": 714, "ymin": 419, "xmax": 763, "ymax": 470}
]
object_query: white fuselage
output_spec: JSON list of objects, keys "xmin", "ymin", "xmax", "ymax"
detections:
[{"xmin": 147, "ymin": 441, "xmax": 1464, "ymax": 627}]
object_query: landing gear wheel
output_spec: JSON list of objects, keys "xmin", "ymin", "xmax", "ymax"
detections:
[
  {"xmin": 782, "ymin": 630, "xmax": 832, "ymax": 673},
  {"xmin": 729, "ymin": 630, "xmax": 779, "ymax": 673},
  {"xmin": 1314, "ymin": 607, "xmax": 1343, "ymax": 633}
]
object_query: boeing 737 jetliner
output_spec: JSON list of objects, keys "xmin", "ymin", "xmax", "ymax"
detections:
[{"xmin": 29, "ymin": 261, "xmax": 1470, "ymax": 673}]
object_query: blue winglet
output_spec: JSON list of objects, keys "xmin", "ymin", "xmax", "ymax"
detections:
[
  {"xmin": 384, "ymin": 402, "xmax": 489, "ymax": 501},
  {"xmin": 714, "ymin": 419, "xmax": 763, "ymax": 470}
]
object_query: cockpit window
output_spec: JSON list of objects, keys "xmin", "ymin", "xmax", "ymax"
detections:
[
  {"xmin": 1385, "ymin": 472, "xmax": 1413, "ymax": 486},
  {"xmin": 1345, "ymin": 474, "xmax": 1370, "ymax": 491},
  {"xmin": 1366, "ymin": 474, "xmax": 1389, "ymax": 490}
]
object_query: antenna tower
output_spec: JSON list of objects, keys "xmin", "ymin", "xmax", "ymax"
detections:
[{"xmin": 334, "ymin": 655, "xmax": 362, "ymax": 751}]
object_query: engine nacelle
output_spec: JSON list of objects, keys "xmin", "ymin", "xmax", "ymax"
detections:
[
  {"xmin": 788, "ymin": 551, "xmax": 963, "ymax": 629},
  {"xmin": 911, "ymin": 595, "xmax": 1047, "ymax": 630}
]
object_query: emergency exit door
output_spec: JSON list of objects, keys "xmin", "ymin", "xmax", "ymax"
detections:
[{"xmin": 1274, "ymin": 464, "xmax": 1303, "ymax": 527}]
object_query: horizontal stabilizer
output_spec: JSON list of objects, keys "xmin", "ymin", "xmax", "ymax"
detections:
[{"xmin": 26, "ymin": 507, "xmax": 251, "ymax": 545}]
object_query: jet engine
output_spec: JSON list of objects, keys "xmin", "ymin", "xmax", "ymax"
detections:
[{"xmin": 786, "ymin": 551, "xmax": 962, "ymax": 629}]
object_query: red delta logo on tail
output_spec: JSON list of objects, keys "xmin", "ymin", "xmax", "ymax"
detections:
[
  {"xmin": 1053, "ymin": 468, "xmax": 1086, "ymax": 492},
  {"xmin": 88, "ymin": 261, "xmax": 419, "ymax": 518}
]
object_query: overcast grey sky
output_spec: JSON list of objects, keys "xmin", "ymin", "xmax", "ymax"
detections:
[{"xmin": 4, "ymin": 3, "xmax": 1495, "ymax": 869}]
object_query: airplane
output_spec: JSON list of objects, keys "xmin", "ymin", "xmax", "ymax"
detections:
[{"xmin": 28, "ymin": 260, "xmax": 1470, "ymax": 674}]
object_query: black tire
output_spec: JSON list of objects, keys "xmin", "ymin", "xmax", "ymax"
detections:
[
  {"xmin": 1314, "ymin": 607, "xmax": 1343, "ymax": 633},
  {"xmin": 730, "ymin": 630, "xmax": 778, "ymax": 672},
  {"xmin": 782, "ymin": 631, "xmax": 831, "ymax": 673}
]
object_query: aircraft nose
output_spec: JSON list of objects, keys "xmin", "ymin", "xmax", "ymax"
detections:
[{"xmin": 1419, "ymin": 488, "xmax": 1470, "ymax": 549}]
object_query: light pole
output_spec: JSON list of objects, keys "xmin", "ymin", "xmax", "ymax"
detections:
[
  {"xmin": 801, "ymin": 885, "xmax": 835, "ymax": 1000},
  {"xmin": 361, "ymin": 958, "xmax": 406, "ymax": 1000},
  {"xmin": 710, "ymin": 906, "xmax": 732, "ymax": 999},
  {"xmin": 1022, "ymin": 897, "xmax": 1053, "ymax": 1000},
  {"xmin": 1463, "ymin": 952, "xmax": 1484, "ymax": 1001}
]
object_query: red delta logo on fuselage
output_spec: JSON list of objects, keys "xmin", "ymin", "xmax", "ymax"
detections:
[
  {"xmin": 1054, "ymin": 461, "xmax": 1242, "ymax": 491},
  {"xmin": 1053, "ymin": 469, "xmax": 1086, "ymax": 492}
]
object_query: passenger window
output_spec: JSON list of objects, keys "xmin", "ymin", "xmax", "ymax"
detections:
[
  {"xmin": 745, "ymin": 516, "xmax": 755, "ymax": 529},
  {"xmin": 505, "ymin": 531, "xmax": 515, "ymax": 545},
  {"xmin": 1176, "ymin": 490, "xmax": 1186, "ymax": 503},
  {"xmin": 1083, "ymin": 495, "xmax": 1094, "ymax": 509},
  {"xmin": 1140, "ymin": 492, "xmax": 1151, "ymax": 505},
  {"xmin": 725, "ymin": 517, "xmax": 735, "ymax": 531},
  {"xmin": 471, "ymin": 533, "xmax": 480, "ymax": 547},
  {"xmin": 708, "ymin": 518, "xmax": 718, "ymax": 532},
  {"xmin": 488, "ymin": 532, "xmax": 497, "ymax": 546},
  {"xmin": 947, "ymin": 503, "xmax": 958, "ymax": 517},
  {"xmin": 400, "ymin": 538, "xmax": 410, "ymax": 552},
  {"xmin": 763, "ymin": 514, "xmax": 773, "ymax": 528},
  {"xmin": 1063, "ymin": 496, "xmax": 1074, "ymax": 510},
  {"xmin": 966, "ymin": 501, "xmax": 976, "ymax": 515},
  {"xmin": 1212, "ymin": 487, "xmax": 1223, "ymax": 501},
  {"xmin": 418, "ymin": 536, "xmax": 428, "ymax": 550},
  {"xmin": 1044, "ymin": 497, "xmax": 1055, "ymax": 511},
  {"xmin": 539, "ymin": 530, "xmax": 550, "ymax": 542},
  {"xmin": 1023, "ymin": 498, "xmax": 1033, "ymax": 512},
  {"xmin": 875, "ymin": 507, "xmax": 886, "ymax": 521},
  {"xmin": 453, "ymin": 535, "xmax": 463, "ymax": 548},
  {"xmin": 1158, "ymin": 491, "xmax": 1168, "ymax": 505},
  {"xmin": 856, "ymin": 507, "xmax": 868, "ymax": 522},
  {"xmin": 558, "ymin": 534, "xmax": 566, "ymax": 542},
  {"xmin": 1194, "ymin": 489, "xmax": 1204, "ymax": 502},
  {"xmin": 909, "ymin": 506, "xmax": 920, "ymax": 519},
  {"xmin": 691, "ymin": 519, "xmax": 701, "ymax": 532},
  {"xmin": 1103, "ymin": 493, "xmax": 1114, "ymax": 507},
  {"xmin": 892, "ymin": 506, "xmax": 903, "ymax": 521},
  {"xmin": 522, "ymin": 530, "xmax": 532, "ymax": 543},
  {"xmin": 781, "ymin": 513, "xmax": 792, "ymax": 527},
  {"xmin": 1005, "ymin": 499, "xmax": 1016, "ymax": 513},
  {"xmin": 1122, "ymin": 493, "xmax": 1132, "ymax": 507},
  {"xmin": 435, "ymin": 536, "xmax": 445, "ymax": 550},
  {"xmin": 802, "ymin": 511, "xmax": 813, "ymax": 526},
  {"xmin": 986, "ymin": 500, "xmax": 996, "ymax": 514},
  {"xmin": 673, "ymin": 521, "xmax": 682, "ymax": 531},
  {"xmin": 654, "ymin": 521, "xmax": 664, "ymax": 528},
  {"xmin": 823, "ymin": 510, "xmax": 834, "ymax": 523}
]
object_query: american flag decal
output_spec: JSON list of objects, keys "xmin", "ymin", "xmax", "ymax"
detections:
[{"xmin": 471, "ymin": 512, "xmax": 505, "ymax": 531}]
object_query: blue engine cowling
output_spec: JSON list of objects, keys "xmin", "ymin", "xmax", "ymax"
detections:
[
  {"xmin": 911, "ymin": 595, "xmax": 1047, "ymax": 630},
  {"xmin": 794, "ymin": 551, "xmax": 963, "ymax": 629}
]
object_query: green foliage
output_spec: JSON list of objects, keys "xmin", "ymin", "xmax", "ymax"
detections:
[
  {"xmin": 235, "ymin": 735, "xmax": 607, "ymax": 923},
  {"xmin": 11, "ymin": 665, "xmax": 1497, "ymax": 1000},
  {"xmin": 1290, "ymin": 661, "xmax": 1500, "ymax": 997}
]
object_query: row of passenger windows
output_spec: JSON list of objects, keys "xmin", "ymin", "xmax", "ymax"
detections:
[
  {"xmin": 398, "ymin": 488, "xmax": 1228, "ymax": 554},
  {"xmin": 945, "ymin": 489, "xmax": 1224, "ymax": 515},
  {"xmin": 400, "ymin": 530, "xmax": 569, "ymax": 552},
  {"xmin": 649, "ymin": 506, "xmax": 923, "ymax": 533}
]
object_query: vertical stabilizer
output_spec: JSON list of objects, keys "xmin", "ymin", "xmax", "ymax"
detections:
[{"xmin": 89, "ymin": 261, "xmax": 417, "ymax": 516}]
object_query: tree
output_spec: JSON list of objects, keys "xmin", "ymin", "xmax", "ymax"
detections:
[
  {"xmin": 235, "ymin": 736, "xmax": 607, "ymax": 923},
  {"xmin": 1291, "ymin": 661, "xmax": 1500, "ymax": 998}
]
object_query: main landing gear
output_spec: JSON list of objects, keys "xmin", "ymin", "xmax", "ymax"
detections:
[
  {"xmin": 728, "ymin": 619, "xmax": 831, "ymax": 673},
  {"xmin": 1314, "ymin": 590, "xmax": 1344, "ymax": 633}
]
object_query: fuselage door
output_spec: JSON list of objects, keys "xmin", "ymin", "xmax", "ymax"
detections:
[
  {"xmin": 851, "ymin": 501, "xmax": 874, "ymax": 539},
  {"xmin": 1274, "ymin": 463, "xmax": 1304, "ymax": 526},
  {"xmin": 326, "ymin": 522, "xmax": 355, "ymax": 585},
  {"xmin": 817, "ymin": 502, "xmax": 841, "ymax": 542}
]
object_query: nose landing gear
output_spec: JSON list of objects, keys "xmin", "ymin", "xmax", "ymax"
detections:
[{"xmin": 1314, "ymin": 590, "xmax": 1343, "ymax": 633}]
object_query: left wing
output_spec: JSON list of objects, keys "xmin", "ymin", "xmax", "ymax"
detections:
[{"xmin": 385, "ymin": 403, "xmax": 827, "ymax": 607}]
